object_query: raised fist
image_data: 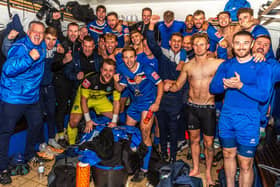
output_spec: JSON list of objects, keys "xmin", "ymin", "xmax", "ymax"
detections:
[
  {"xmin": 150, "ymin": 15, "xmax": 160, "ymax": 24},
  {"xmin": 29, "ymin": 49, "xmax": 40, "ymax": 61},
  {"xmin": 8, "ymin": 30, "xmax": 19, "ymax": 40}
]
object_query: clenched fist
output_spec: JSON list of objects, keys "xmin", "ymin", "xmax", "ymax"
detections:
[{"xmin": 29, "ymin": 49, "xmax": 40, "ymax": 61}]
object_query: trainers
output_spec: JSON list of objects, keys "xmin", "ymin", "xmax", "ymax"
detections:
[
  {"xmin": 37, "ymin": 151, "xmax": 54, "ymax": 161},
  {"xmin": 48, "ymin": 138, "xmax": 63, "ymax": 149},
  {"xmin": 177, "ymin": 140, "xmax": 189, "ymax": 152},
  {"xmin": 130, "ymin": 169, "xmax": 147, "ymax": 182},
  {"xmin": 10, "ymin": 164, "xmax": 30, "ymax": 176},
  {"xmin": 57, "ymin": 138, "xmax": 69, "ymax": 148},
  {"xmin": 47, "ymin": 146, "xmax": 64, "ymax": 155},
  {"xmin": 214, "ymin": 138, "xmax": 221, "ymax": 149},
  {"xmin": 0, "ymin": 170, "xmax": 12, "ymax": 184},
  {"xmin": 39, "ymin": 142, "xmax": 61, "ymax": 156}
]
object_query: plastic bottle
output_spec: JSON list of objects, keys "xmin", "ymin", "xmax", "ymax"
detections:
[
  {"xmin": 38, "ymin": 162, "xmax": 45, "ymax": 179},
  {"xmin": 144, "ymin": 110, "xmax": 153, "ymax": 124}
]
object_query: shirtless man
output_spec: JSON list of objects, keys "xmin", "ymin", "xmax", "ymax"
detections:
[
  {"xmin": 217, "ymin": 11, "xmax": 241, "ymax": 59},
  {"xmin": 164, "ymin": 33, "xmax": 224, "ymax": 186}
]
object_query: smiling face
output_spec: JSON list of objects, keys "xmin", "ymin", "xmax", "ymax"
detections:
[
  {"xmin": 107, "ymin": 15, "xmax": 118, "ymax": 30},
  {"xmin": 169, "ymin": 35, "xmax": 182, "ymax": 54},
  {"xmin": 82, "ymin": 40, "xmax": 95, "ymax": 57},
  {"xmin": 232, "ymin": 34, "xmax": 252, "ymax": 58},
  {"xmin": 142, "ymin": 10, "xmax": 152, "ymax": 25},
  {"xmin": 238, "ymin": 12, "xmax": 254, "ymax": 30},
  {"xmin": 183, "ymin": 35, "xmax": 192, "ymax": 51},
  {"xmin": 100, "ymin": 62, "xmax": 115, "ymax": 84},
  {"xmin": 193, "ymin": 13, "xmax": 205, "ymax": 30},
  {"xmin": 28, "ymin": 23, "xmax": 45, "ymax": 46},
  {"xmin": 105, "ymin": 38, "xmax": 118, "ymax": 55},
  {"xmin": 131, "ymin": 32, "xmax": 143, "ymax": 46},
  {"xmin": 218, "ymin": 13, "xmax": 231, "ymax": 28},
  {"xmin": 193, "ymin": 37, "xmax": 209, "ymax": 56},
  {"xmin": 44, "ymin": 34, "xmax": 57, "ymax": 50},
  {"xmin": 96, "ymin": 7, "xmax": 106, "ymax": 22},
  {"xmin": 67, "ymin": 25, "xmax": 79, "ymax": 43},
  {"xmin": 122, "ymin": 50, "xmax": 137, "ymax": 70},
  {"xmin": 79, "ymin": 27, "xmax": 88, "ymax": 41},
  {"xmin": 252, "ymin": 36, "xmax": 270, "ymax": 55},
  {"xmin": 185, "ymin": 15, "xmax": 194, "ymax": 30}
]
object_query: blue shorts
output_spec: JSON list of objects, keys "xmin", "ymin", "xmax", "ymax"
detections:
[
  {"xmin": 127, "ymin": 101, "xmax": 152, "ymax": 122},
  {"xmin": 121, "ymin": 88, "xmax": 132, "ymax": 98},
  {"xmin": 219, "ymin": 111, "xmax": 260, "ymax": 158}
]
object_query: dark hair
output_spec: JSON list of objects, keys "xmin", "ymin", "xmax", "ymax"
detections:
[
  {"xmin": 185, "ymin": 14, "xmax": 193, "ymax": 21},
  {"xmin": 101, "ymin": 58, "xmax": 116, "ymax": 68},
  {"xmin": 122, "ymin": 46, "xmax": 136, "ymax": 58},
  {"xmin": 28, "ymin": 21, "xmax": 45, "ymax": 30},
  {"xmin": 233, "ymin": 30, "xmax": 253, "ymax": 42},
  {"xmin": 142, "ymin": 7, "xmax": 152, "ymax": 14},
  {"xmin": 193, "ymin": 10, "xmax": 205, "ymax": 17},
  {"xmin": 83, "ymin": 35, "xmax": 94, "ymax": 43},
  {"xmin": 107, "ymin": 12, "xmax": 118, "ymax": 19},
  {"xmin": 104, "ymin": 33, "xmax": 117, "ymax": 42},
  {"xmin": 130, "ymin": 29, "xmax": 142, "ymax": 36},
  {"xmin": 45, "ymin": 26, "xmax": 57, "ymax": 37},
  {"xmin": 191, "ymin": 33, "xmax": 209, "ymax": 44},
  {"xmin": 171, "ymin": 32, "xmax": 183, "ymax": 40},
  {"xmin": 96, "ymin": 5, "xmax": 106, "ymax": 13},
  {"xmin": 217, "ymin": 11, "xmax": 231, "ymax": 19},
  {"xmin": 237, "ymin": 8, "xmax": 253, "ymax": 18},
  {"xmin": 67, "ymin": 22, "xmax": 79, "ymax": 29},
  {"xmin": 255, "ymin": 35, "xmax": 271, "ymax": 42},
  {"xmin": 163, "ymin": 10, "xmax": 174, "ymax": 23}
]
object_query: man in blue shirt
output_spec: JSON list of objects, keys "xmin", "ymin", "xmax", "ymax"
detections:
[
  {"xmin": 237, "ymin": 8, "xmax": 274, "ymax": 59},
  {"xmin": 103, "ymin": 12, "xmax": 130, "ymax": 48},
  {"xmin": 183, "ymin": 14, "xmax": 197, "ymax": 36},
  {"xmin": 193, "ymin": 10, "xmax": 227, "ymax": 53},
  {"xmin": 157, "ymin": 10, "xmax": 186, "ymax": 49},
  {"xmin": 87, "ymin": 5, "xmax": 107, "ymax": 45},
  {"xmin": 114, "ymin": 47, "xmax": 163, "ymax": 182},
  {"xmin": 0, "ymin": 21, "xmax": 46, "ymax": 185},
  {"xmin": 210, "ymin": 31, "xmax": 271, "ymax": 187}
]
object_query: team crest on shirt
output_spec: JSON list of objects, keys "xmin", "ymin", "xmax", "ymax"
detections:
[
  {"xmin": 215, "ymin": 31, "xmax": 222, "ymax": 38},
  {"xmin": 151, "ymin": 72, "xmax": 160, "ymax": 80},
  {"xmin": 89, "ymin": 60, "xmax": 94, "ymax": 64},
  {"xmin": 124, "ymin": 28, "xmax": 129, "ymax": 34},
  {"xmin": 94, "ymin": 85, "xmax": 99, "ymax": 90},
  {"xmin": 82, "ymin": 79, "xmax": 91, "ymax": 88},
  {"xmin": 106, "ymin": 86, "xmax": 112, "ymax": 92}
]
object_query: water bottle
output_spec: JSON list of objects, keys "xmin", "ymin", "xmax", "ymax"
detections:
[
  {"xmin": 143, "ymin": 110, "xmax": 153, "ymax": 124},
  {"xmin": 38, "ymin": 162, "xmax": 45, "ymax": 179}
]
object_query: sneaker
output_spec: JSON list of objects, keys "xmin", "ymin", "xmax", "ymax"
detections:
[
  {"xmin": 130, "ymin": 169, "xmax": 147, "ymax": 182},
  {"xmin": 214, "ymin": 138, "xmax": 221, "ymax": 149},
  {"xmin": 10, "ymin": 164, "xmax": 30, "ymax": 176},
  {"xmin": 39, "ymin": 142, "xmax": 61, "ymax": 156},
  {"xmin": 37, "ymin": 151, "xmax": 54, "ymax": 161},
  {"xmin": 177, "ymin": 140, "xmax": 189, "ymax": 152},
  {"xmin": 48, "ymin": 138, "xmax": 63, "ymax": 149},
  {"xmin": 57, "ymin": 138, "xmax": 69, "ymax": 148},
  {"xmin": 161, "ymin": 153, "xmax": 169, "ymax": 162},
  {"xmin": 0, "ymin": 170, "xmax": 12, "ymax": 184},
  {"xmin": 47, "ymin": 146, "xmax": 64, "ymax": 155}
]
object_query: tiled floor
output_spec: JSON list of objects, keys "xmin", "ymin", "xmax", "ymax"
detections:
[{"xmin": 0, "ymin": 147, "xmax": 223, "ymax": 187}]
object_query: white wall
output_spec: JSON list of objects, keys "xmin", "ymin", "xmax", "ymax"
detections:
[{"xmin": 0, "ymin": 0, "xmax": 279, "ymax": 53}]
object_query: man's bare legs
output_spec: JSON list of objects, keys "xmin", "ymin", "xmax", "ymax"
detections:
[
  {"xmin": 189, "ymin": 129, "xmax": 200, "ymax": 176},
  {"xmin": 203, "ymin": 134, "xmax": 214, "ymax": 185},
  {"xmin": 223, "ymin": 147, "xmax": 237, "ymax": 187},
  {"xmin": 238, "ymin": 155, "xmax": 254, "ymax": 187}
]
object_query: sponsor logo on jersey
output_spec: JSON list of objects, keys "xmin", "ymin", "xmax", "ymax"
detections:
[{"xmin": 82, "ymin": 78, "xmax": 91, "ymax": 88}]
